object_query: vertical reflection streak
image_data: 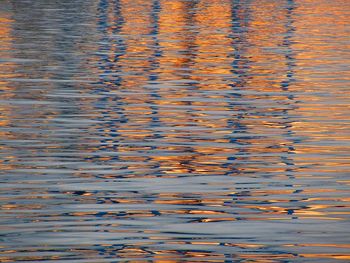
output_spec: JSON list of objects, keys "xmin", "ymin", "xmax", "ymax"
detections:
[
  {"xmin": 226, "ymin": 0, "xmax": 252, "ymax": 176},
  {"xmin": 93, "ymin": 0, "xmax": 126, "ymax": 169},
  {"xmin": 279, "ymin": 0, "xmax": 298, "ymax": 180}
]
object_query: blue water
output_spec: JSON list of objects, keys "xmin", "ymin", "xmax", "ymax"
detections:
[{"xmin": 0, "ymin": 0, "xmax": 349, "ymax": 262}]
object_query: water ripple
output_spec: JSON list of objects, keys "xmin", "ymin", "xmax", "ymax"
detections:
[{"xmin": 1, "ymin": 0, "xmax": 350, "ymax": 262}]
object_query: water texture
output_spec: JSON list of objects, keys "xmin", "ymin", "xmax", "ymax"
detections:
[{"xmin": 0, "ymin": 0, "xmax": 349, "ymax": 262}]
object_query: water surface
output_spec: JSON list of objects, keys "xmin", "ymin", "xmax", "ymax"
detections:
[{"xmin": 1, "ymin": 0, "xmax": 350, "ymax": 262}]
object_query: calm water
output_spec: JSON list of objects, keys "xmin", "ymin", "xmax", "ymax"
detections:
[{"xmin": 1, "ymin": 0, "xmax": 350, "ymax": 262}]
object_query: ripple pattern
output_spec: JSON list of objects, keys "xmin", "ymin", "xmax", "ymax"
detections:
[{"xmin": 1, "ymin": 0, "xmax": 350, "ymax": 262}]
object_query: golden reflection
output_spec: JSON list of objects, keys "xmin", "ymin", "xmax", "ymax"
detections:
[
  {"xmin": 1, "ymin": 0, "xmax": 349, "ymax": 262},
  {"xmin": 149, "ymin": 0, "xmax": 238, "ymax": 176},
  {"xmin": 288, "ymin": 0, "xmax": 350, "ymax": 173},
  {"xmin": 0, "ymin": 12, "xmax": 16, "ymax": 172}
]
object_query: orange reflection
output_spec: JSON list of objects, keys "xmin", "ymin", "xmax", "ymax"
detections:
[{"xmin": 0, "ymin": 0, "xmax": 349, "ymax": 262}]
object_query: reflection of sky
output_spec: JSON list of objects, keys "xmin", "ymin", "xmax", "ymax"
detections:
[
  {"xmin": 91, "ymin": 0, "xmax": 302, "ymax": 178},
  {"xmin": 0, "ymin": 0, "xmax": 349, "ymax": 262}
]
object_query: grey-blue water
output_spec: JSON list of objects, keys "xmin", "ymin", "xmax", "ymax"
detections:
[{"xmin": 1, "ymin": 0, "xmax": 349, "ymax": 262}]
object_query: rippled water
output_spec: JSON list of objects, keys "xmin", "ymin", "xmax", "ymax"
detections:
[{"xmin": 1, "ymin": 0, "xmax": 350, "ymax": 262}]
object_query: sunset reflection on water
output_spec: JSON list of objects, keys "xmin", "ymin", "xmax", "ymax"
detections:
[{"xmin": 0, "ymin": 0, "xmax": 349, "ymax": 262}]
